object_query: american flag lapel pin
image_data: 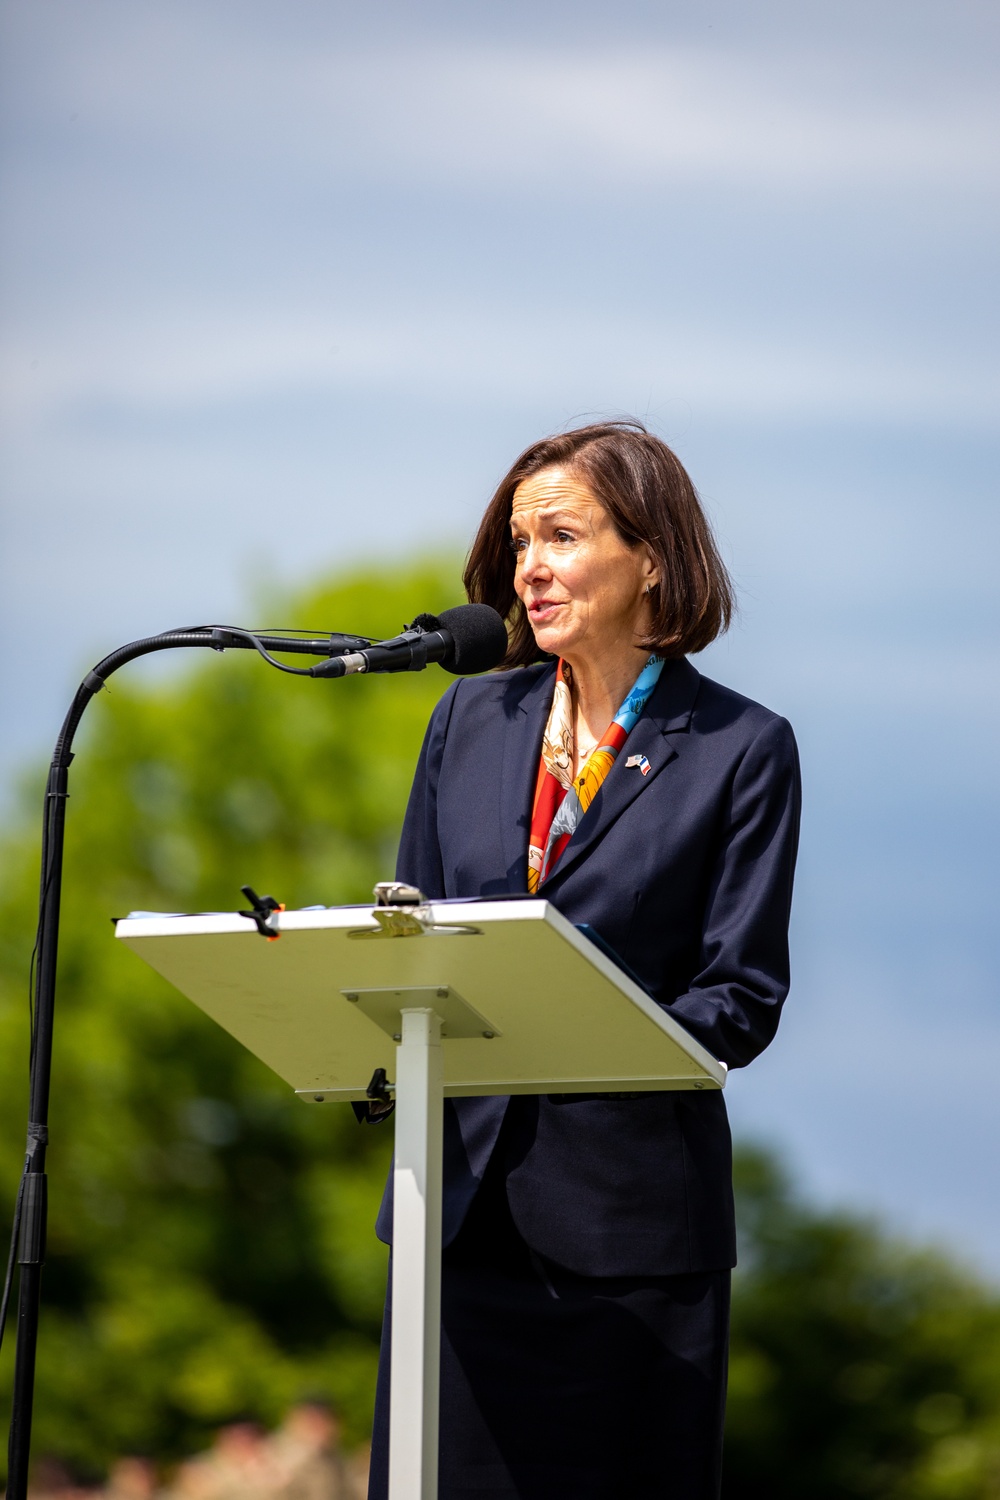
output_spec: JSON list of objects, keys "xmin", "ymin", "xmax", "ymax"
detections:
[{"xmin": 625, "ymin": 753, "xmax": 651, "ymax": 776}]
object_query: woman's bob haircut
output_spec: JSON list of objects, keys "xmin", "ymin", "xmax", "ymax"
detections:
[{"xmin": 464, "ymin": 419, "xmax": 735, "ymax": 670}]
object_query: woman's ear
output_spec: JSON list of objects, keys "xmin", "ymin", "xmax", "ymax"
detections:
[{"xmin": 640, "ymin": 548, "xmax": 660, "ymax": 593}]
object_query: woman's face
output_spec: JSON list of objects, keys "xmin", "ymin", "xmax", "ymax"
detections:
[{"xmin": 510, "ymin": 466, "xmax": 656, "ymax": 666}]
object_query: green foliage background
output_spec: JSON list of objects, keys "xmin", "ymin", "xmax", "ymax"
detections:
[{"xmin": 1, "ymin": 560, "xmax": 1000, "ymax": 1494}]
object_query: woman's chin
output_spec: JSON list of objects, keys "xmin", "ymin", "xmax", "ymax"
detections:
[{"xmin": 529, "ymin": 625, "xmax": 569, "ymax": 658}]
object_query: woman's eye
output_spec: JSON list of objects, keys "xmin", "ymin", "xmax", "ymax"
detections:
[
  {"xmin": 510, "ymin": 537, "xmax": 527, "ymax": 554},
  {"xmin": 554, "ymin": 530, "xmax": 575, "ymax": 543}
]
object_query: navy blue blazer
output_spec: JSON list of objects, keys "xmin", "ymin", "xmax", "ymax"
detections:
[{"xmin": 374, "ymin": 657, "xmax": 801, "ymax": 1277}]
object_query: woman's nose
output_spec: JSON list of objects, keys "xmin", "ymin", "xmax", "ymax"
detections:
[{"xmin": 519, "ymin": 539, "xmax": 550, "ymax": 581}]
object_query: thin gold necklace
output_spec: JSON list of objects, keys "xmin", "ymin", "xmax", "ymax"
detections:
[{"xmin": 575, "ymin": 728, "xmax": 599, "ymax": 773}]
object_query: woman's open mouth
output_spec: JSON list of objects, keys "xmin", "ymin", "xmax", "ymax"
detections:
[{"xmin": 528, "ymin": 599, "xmax": 564, "ymax": 622}]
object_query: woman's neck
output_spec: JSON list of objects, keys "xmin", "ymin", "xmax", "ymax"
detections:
[{"xmin": 563, "ymin": 645, "xmax": 649, "ymax": 773}]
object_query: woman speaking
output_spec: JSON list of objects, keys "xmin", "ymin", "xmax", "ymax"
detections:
[{"xmin": 368, "ymin": 420, "xmax": 801, "ymax": 1499}]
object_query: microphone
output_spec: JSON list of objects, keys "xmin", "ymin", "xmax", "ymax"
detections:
[{"xmin": 308, "ymin": 603, "xmax": 507, "ymax": 678}]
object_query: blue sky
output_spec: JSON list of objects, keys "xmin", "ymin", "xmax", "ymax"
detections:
[{"xmin": 1, "ymin": 0, "xmax": 998, "ymax": 1270}]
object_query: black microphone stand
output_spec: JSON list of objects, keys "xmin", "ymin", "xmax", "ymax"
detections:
[{"xmin": 2, "ymin": 624, "xmax": 371, "ymax": 1498}]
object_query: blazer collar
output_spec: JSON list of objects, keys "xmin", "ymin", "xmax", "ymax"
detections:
[{"xmin": 539, "ymin": 656, "xmax": 702, "ymax": 890}]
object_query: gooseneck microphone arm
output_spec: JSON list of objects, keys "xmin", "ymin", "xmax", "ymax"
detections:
[
  {"xmin": 3, "ymin": 624, "xmax": 373, "ymax": 1497},
  {"xmin": 1, "ymin": 605, "xmax": 507, "ymax": 1498}
]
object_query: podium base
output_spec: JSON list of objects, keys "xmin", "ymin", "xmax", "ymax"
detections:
[{"xmin": 388, "ymin": 1009, "xmax": 444, "ymax": 1500}]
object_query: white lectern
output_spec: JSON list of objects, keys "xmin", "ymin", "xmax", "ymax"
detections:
[{"xmin": 116, "ymin": 896, "xmax": 725, "ymax": 1500}]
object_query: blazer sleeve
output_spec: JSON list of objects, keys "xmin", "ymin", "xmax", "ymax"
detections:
[
  {"xmin": 664, "ymin": 713, "xmax": 801, "ymax": 1070},
  {"xmin": 393, "ymin": 679, "xmax": 463, "ymax": 897}
]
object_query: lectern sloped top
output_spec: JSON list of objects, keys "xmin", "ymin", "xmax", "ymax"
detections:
[{"xmin": 116, "ymin": 899, "xmax": 726, "ymax": 1100}]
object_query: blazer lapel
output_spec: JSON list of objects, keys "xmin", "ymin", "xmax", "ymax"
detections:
[
  {"xmin": 498, "ymin": 662, "xmax": 557, "ymax": 890},
  {"xmin": 540, "ymin": 657, "xmax": 701, "ymax": 890}
]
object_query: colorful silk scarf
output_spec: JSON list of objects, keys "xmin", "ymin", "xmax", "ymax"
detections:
[{"xmin": 527, "ymin": 653, "xmax": 664, "ymax": 892}]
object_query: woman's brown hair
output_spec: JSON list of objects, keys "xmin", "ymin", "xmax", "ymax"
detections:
[{"xmin": 463, "ymin": 419, "xmax": 735, "ymax": 669}]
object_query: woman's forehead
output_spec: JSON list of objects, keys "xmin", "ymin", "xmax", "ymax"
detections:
[{"xmin": 511, "ymin": 467, "xmax": 602, "ymax": 519}]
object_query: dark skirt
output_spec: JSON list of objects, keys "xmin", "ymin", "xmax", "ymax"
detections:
[{"xmin": 369, "ymin": 1152, "xmax": 730, "ymax": 1500}]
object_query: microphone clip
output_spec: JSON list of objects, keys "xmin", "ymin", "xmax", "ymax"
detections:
[
  {"xmin": 401, "ymin": 614, "xmax": 443, "ymax": 672},
  {"xmin": 238, "ymin": 884, "xmax": 284, "ymax": 939}
]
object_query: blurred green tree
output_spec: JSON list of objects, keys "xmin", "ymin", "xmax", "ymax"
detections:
[
  {"xmin": 1, "ymin": 560, "xmax": 999, "ymax": 1495},
  {"xmin": 726, "ymin": 1148, "xmax": 1000, "ymax": 1499}
]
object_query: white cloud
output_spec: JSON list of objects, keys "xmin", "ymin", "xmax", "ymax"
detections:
[
  {"xmin": 12, "ymin": 10, "xmax": 998, "ymax": 196},
  {"xmin": 300, "ymin": 46, "xmax": 999, "ymax": 192},
  {"xmin": 3, "ymin": 3, "xmax": 995, "ymax": 436},
  {"xmin": 3, "ymin": 299, "xmax": 997, "ymax": 432}
]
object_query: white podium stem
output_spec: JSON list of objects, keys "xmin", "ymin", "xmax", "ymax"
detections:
[{"xmin": 389, "ymin": 1008, "xmax": 444, "ymax": 1500}]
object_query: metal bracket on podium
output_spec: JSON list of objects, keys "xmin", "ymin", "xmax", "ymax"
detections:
[
  {"xmin": 350, "ymin": 882, "xmax": 482, "ymax": 939},
  {"xmin": 342, "ymin": 984, "xmax": 499, "ymax": 1041}
]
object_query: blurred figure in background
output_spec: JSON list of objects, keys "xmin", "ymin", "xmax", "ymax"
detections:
[
  {"xmin": 26, "ymin": 1402, "xmax": 365, "ymax": 1500},
  {"xmin": 171, "ymin": 1421, "xmax": 271, "ymax": 1500},
  {"xmin": 26, "ymin": 1456, "xmax": 98, "ymax": 1499},
  {"xmin": 103, "ymin": 1458, "xmax": 159, "ymax": 1500},
  {"xmin": 269, "ymin": 1400, "xmax": 353, "ymax": 1500}
]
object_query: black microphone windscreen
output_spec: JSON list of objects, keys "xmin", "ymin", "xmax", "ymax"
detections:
[{"xmin": 437, "ymin": 604, "xmax": 508, "ymax": 675}]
